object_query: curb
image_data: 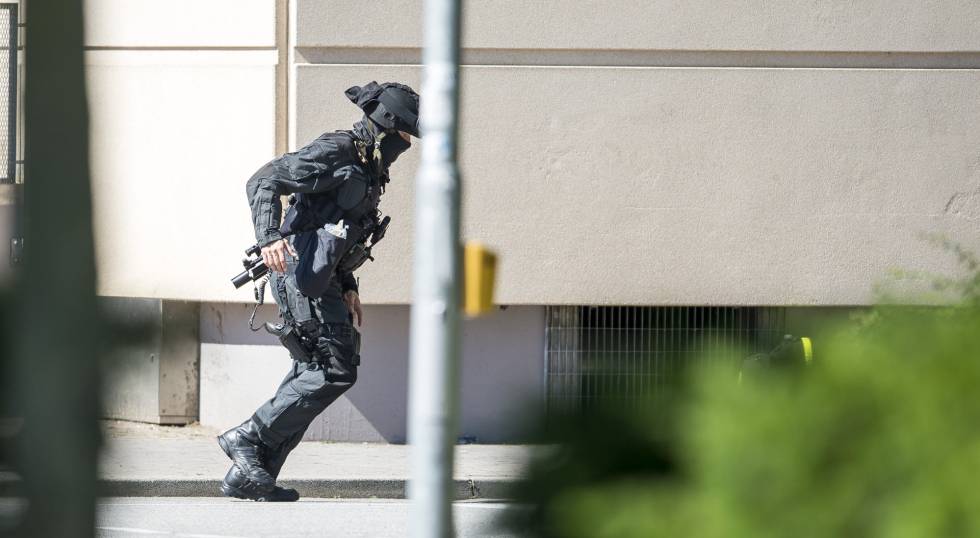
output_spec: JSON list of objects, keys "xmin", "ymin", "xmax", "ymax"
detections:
[{"xmin": 1, "ymin": 477, "xmax": 518, "ymax": 500}]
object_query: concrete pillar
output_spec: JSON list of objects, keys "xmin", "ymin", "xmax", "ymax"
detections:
[{"xmin": 101, "ymin": 298, "xmax": 200, "ymax": 425}]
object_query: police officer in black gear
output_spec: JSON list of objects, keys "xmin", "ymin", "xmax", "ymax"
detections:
[{"xmin": 217, "ymin": 81, "xmax": 420, "ymax": 502}]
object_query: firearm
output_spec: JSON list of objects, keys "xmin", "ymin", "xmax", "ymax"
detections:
[{"xmin": 231, "ymin": 244, "xmax": 267, "ymax": 289}]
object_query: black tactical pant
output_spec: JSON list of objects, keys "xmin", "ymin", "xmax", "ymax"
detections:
[
  {"xmin": 249, "ymin": 252, "xmax": 359, "ymax": 454},
  {"xmin": 250, "ymin": 345, "xmax": 357, "ymax": 452}
]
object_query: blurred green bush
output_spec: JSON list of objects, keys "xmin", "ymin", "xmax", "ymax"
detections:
[{"xmin": 512, "ymin": 249, "xmax": 980, "ymax": 538}]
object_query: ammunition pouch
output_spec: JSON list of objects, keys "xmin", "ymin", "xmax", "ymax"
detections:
[
  {"xmin": 336, "ymin": 242, "xmax": 373, "ymax": 274},
  {"xmin": 335, "ymin": 215, "xmax": 389, "ymax": 274}
]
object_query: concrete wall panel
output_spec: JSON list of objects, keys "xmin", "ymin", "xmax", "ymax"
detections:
[
  {"xmin": 102, "ymin": 298, "xmax": 200, "ymax": 424},
  {"xmin": 297, "ymin": 1, "xmax": 980, "ymax": 52},
  {"xmin": 85, "ymin": 0, "xmax": 275, "ymax": 48},
  {"xmin": 87, "ymin": 51, "xmax": 277, "ymax": 302},
  {"xmin": 200, "ymin": 341, "xmax": 290, "ymax": 433},
  {"xmin": 457, "ymin": 306, "xmax": 545, "ymax": 442},
  {"xmin": 199, "ymin": 303, "xmax": 544, "ymax": 442},
  {"xmin": 102, "ymin": 299, "xmax": 166, "ymax": 423},
  {"xmin": 294, "ymin": 64, "xmax": 980, "ymax": 306}
]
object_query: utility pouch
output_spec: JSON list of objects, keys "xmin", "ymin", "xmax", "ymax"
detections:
[{"xmin": 264, "ymin": 322, "xmax": 314, "ymax": 363}]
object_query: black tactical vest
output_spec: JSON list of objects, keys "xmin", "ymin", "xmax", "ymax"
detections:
[
  {"xmin": 279, "ymin": 132, "xmax": 384, "ymax": 241},
  {"xmin": 279, "ymin": 132, "xmax": 388, "ymax": 298}
]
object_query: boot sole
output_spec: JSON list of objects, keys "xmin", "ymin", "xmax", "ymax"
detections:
[
  {"xmin": 220, "ymin": 481, "xmax": 298, "ymax": 502},
  {"xmin": 220, "ymin": 482, "xmax": 249, "ymax": 500}
]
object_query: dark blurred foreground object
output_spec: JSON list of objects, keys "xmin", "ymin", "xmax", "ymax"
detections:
[
  {"xmin": 510, "ymin": 305, "xmax": 980, "ymax": 538},
  {"xmin": 0, "ymin": 0, "xmax": 104, "ymax": 536}
]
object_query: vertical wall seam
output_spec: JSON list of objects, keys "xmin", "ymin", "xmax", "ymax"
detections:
[
  {"xmin": 275, "ymin": 0, "xmax": 289, "ymax": 155},
  {"xmin": 286, "ymin": 0, "xmax": 297, "ymax": 151}
]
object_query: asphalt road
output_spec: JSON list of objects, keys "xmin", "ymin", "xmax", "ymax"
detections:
[{"xmin": 95, "ymin": 497, "xmax": 525, "ymax": 538}]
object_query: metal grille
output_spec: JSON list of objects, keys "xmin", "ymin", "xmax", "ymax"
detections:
[
  {"xmin": 0, "ymin": 3, "xmax": 16, "ymax": 183},
  {"xmin": 545, "ymin": 306, "xmax": 786, "ymax": 413}
]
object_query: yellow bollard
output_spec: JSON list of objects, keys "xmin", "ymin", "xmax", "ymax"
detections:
[{"xmin": 463, "ymin": 242, "xmax": 497, "ymax": 317}]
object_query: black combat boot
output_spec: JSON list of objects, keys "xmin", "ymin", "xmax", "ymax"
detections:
[
  {"xmin": 216, "ymin": 420, "xmax": 276, "ymax": 499},
  {"xmin": 225, "ymin": 429, "xmax": 305, "ymax": 501},
  {"xmin": 221, "ymin": 429, "xmax": 306, "ymax": 502},
  {"xmin": 220, "ymin": 465, "xmax": 299, "ymax": 502}
]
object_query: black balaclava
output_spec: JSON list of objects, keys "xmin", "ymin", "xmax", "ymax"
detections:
[
  {"xmin": 374, "ymin": 122, "xmax": 412, "ymax": 166},
  {"xmin": 346, "ymin": 81, "xmax": 420, "ymax": 169},
  {"xmin": 351, "ymin": 116, "xmax": 411, "ymax": 169}
]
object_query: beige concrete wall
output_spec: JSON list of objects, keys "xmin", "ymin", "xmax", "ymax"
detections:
[
  {"xmin": 296, "ymin": 1, "xmax": 980, "ymax": 52},
  {"xmin": 290, "ymin": 0, "xmax": 980, "ymax": 305}
]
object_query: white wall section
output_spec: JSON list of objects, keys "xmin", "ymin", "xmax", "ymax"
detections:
[
  {"xmin": 199, "ymin": 304, "xmax": 544, "ymax": 442},
  {"xmin": 84, "ymin": 0, "xmax": 278, "ymax": 302},
  {"xmin": 85, "ymin": 0, "xmax": 276, "ymax": 48}
]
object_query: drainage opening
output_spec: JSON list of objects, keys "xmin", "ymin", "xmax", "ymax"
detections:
[{"xmin": 545, "ymin": 306, "xmax": 786, "ymax": 413}]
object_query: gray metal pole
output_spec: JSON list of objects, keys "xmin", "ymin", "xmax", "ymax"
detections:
[{"xmin": 407, "ymin": 0, "xmax": 462, "ymax": 536}]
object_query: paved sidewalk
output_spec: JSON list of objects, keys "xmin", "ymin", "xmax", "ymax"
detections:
[{"xmin": 93, "ymin": 421, "xmax": 534, "ymax": 499}]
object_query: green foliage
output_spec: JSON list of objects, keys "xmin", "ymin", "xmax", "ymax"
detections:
[
  {"xmin": 874, "ymin": 234, "xmax": 980, "ymax": 307},
  {"xmin": 512, "ymin": 251, "xmax": 980, "ymax": 537}
]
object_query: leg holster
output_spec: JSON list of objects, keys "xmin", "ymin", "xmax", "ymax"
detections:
[
  {"xmin": 266, "ymin": 262, "xmax": 361, "ymax": 366},
  {"xmin": 266, "ymin": 267, "xmax": 323, "ymax": 363}
]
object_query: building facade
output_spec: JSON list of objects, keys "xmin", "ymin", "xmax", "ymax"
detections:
[{"xmin": 18, "ymin": 0, "xmax": 980, "ymax": 441}]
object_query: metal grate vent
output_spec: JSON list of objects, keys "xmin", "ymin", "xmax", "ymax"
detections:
[
  {"xmin": 0, "ymin": 3, "xmax": 16, "ymax": 184},
  {"xmin": 545, "ymin": 306, "xmax": 786, "ymax": 413}
]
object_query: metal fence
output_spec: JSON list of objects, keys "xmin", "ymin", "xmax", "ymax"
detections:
[
  {"xmin": 0, "ymin": 3, "xmax": 16, "ymax": 183},
  {"xmin": 545, "ymin": 306, "xmax": 786, "ymax": 413}
]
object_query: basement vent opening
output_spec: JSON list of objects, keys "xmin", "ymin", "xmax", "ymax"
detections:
[{"xmin": 544, "ymin": 306, "xmax": 786, "ymax": 414}]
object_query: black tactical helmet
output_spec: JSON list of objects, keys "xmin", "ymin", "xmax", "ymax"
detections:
[{"xmin": 345, "ymin": 81, "xmax": 420, "ymax": 137}]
